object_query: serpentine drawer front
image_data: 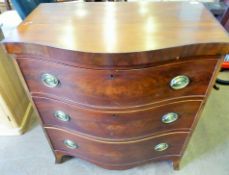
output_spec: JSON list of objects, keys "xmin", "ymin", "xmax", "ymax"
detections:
[
  {"xmin": 18, "ymin": 58, "xmax": 216, "ymax": 108},
  {"xmin": 3, "ymin": 2, "xmax": 229, "ymax": 170},
  {"xmin": 46, "ymin": 128, "xmax": 189, "ymax": 168},
  {"xmin": 34, "ymin": 96, "xmax": 201, "ymax": 140}
]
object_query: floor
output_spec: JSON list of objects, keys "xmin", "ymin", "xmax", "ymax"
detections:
[{"xmin": 0, "ymin": 72, "xmax": 229, "ymax": 175}]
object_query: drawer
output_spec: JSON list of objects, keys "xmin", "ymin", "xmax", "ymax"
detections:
[
  {"xmin": 35, "ymin": 96, "xmax": 201, "ymax": 140},
  {"xmin": 18, "ymin": 58, "xmax": 216, "ymax": 108},
  {"xmin": 46, "ymin": 128, "xmax": 188, "ymax": 165}
]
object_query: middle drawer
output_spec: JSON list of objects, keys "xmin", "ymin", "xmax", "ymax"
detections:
[{"xmin": 34, "ymin": 97, "xmax": 201, "ymax": 140}]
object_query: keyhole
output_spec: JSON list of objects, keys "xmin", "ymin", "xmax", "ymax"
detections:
[{"xmin": 109, "ymin": 74, "xmax": 115, "ymax": 79}]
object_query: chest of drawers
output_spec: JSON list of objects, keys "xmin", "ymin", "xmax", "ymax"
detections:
[{"xmin": 3, "ymin": 2, "xmax": 229, "ymax": 170}]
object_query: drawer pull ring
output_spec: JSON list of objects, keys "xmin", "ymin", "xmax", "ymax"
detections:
[
  {"xmin": 54, "ymin": 111, "xmax": 70, "ymax": 122},
  {"xmin": 161, "ymin": 112, "xmax": 178, "ymax": 124},
  {"xmin": 64, "ymin": 139, "xmax": 79, "ymax": 149},
  {"xmin": 154, "ymin": 143, "xmax": 169, "ymax": 152},
  {"xmin": 41, "ymin": 73, "xmax": 59, "ymax": 88},
  {"xmin": 170, "ymin": 75, "xmax": 190, "ymax": 90}
]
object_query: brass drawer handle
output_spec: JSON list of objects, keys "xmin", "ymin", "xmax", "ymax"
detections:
[
  {"xmin": 170, "ymin": 75, "xmax": 190, "ymax": 90},
  {"xmin": 54, "ymin": 111, "xmax": 70, "ymax": 122},
  {"xmin": 154, "ymin": 143, "xmax": 169, "ymax": 152},
  {"xmin": 41, "ymin": 73, "xmax": 60, "ymax": 88},
  {"xmin": 64, "ymin": 139, "xmax": 79, "ymax": 149},
  {"xmin": 161, "ymin": 112, "xmax": 179, "ymax": 124}
]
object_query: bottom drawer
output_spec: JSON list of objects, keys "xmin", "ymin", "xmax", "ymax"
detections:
[{"xmin": 46, "ymin": 128, "xmax": 188, "ymax": 165}]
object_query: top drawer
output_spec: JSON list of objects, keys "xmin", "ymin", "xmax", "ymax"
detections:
[{"xmin": 17, "ymin": 58, "xmax": 217, "ymax": 108}]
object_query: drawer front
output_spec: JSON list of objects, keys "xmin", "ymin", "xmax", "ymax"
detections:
[
  {"xmin": 35, "ymin": 97, "xmax": 201, "ymax": 140},
  {"xmin": 46, "ymin": 128, "xmax": 188, "ymax": 165},
  {"xmin": 18, "ymin": 58, "xmax": 216, "ymax": 108}
]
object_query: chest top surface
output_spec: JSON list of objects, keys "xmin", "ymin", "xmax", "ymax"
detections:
[{"xmin": 3, "ymin": 1, "xmax": 229, "ymax": 53}]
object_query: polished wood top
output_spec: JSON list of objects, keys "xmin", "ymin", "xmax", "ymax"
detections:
[{"xmin": 3, "ymin": 2, "xmax": 229, "ymax": 53}]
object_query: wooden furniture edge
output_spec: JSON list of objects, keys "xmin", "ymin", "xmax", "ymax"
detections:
[
  {"xmin": 0, "ymin": 103, "xmax": 33, "ymax": 135},
  {"xmin": 0, "ymin": 43, "xmax": 32, "ymax": 134},
  {"xmin": 10, "ymin": 54, "xmax": 58, "ymax": 158},
  {"xmin": 173, "ymin": 55, "xmax": 225, "ymax": 170},
  {"xmin": 54, "ymin": 149, "xmax": 181, "ymax": 170},
  {"xmin": 3, "ymin": 42, "xmax": 228, "ymax": 70}
]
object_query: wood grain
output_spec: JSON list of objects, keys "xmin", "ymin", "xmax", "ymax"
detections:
[
  {"xmin": 0, "ymin": 45, "xmax": 31, "ymax": 130},
  {"xmin": 46, "ymin": 127, "xmax": 188, "ymax": 168},
  {"xmin": 3, "ymin": 1, "xmax": 229, "ymax": 170},
  {"xmin": 34, "ymin": 96, "xmax": 201, "ymax": 140},
  {"xmin": 3, "ymin": 2, "xmax": 229, "ymax": 53},
  {"xmin": 17, "ymin": 58, "xmax": 217, "ymax": 108},
  {"xmin": 4, "ymin": 44, "xmax": 228, "ymax": 69},
  {"xmin": 54, "ymin": 149, "xmax": 181, "ymax": 170}
]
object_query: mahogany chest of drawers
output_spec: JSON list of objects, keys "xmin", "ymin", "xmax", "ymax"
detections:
[{"xmin": 3, "ymin": 1, "xmax": 229, "ymax": 170}]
